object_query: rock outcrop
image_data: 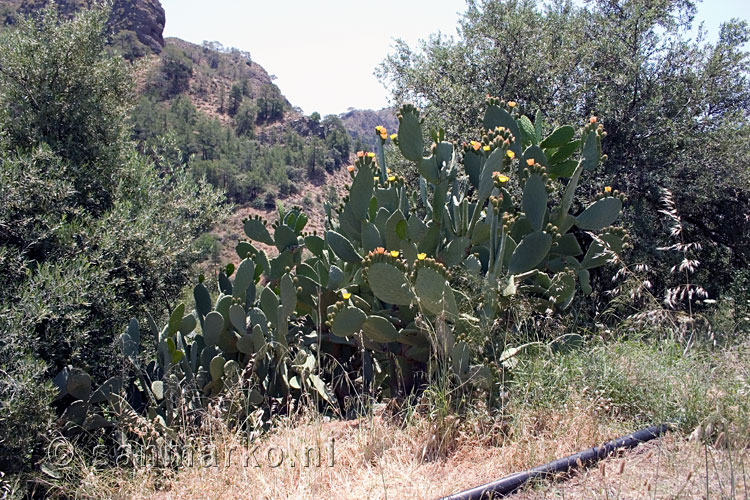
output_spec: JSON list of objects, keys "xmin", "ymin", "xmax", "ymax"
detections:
[
  {"xmin": 1, "ymin": 0, "xmax": 165, "ymax": 53},
  {"xmin": 108, "ymin": 0, "xmax": 165, "ymax": 53}
]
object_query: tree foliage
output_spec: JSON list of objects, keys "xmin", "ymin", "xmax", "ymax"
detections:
[
  {"xmin": 0, "ymin": 4, "xmax": 131, "ymax": 214},
  {"xmin": 0, "ymin": 4, "xmax": 225, "ymax": 473}
]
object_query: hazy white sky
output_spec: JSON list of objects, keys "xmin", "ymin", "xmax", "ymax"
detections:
[{"xmin": 160, "ymin": 0, "xmax": 749, "ymax": 116}]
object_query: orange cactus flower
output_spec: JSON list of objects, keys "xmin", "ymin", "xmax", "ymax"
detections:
[
  {"xmin": 508, "ymin": 101, "xmax": 517, "ymax": 108},
  {"xmin": 375, "ymin": 247, "xmax": 385, "ymax": 254},
  {"xmin": 604, "ymin": 186, "xmax": 612, "ymax": 193},
  {"xmin": 526, "ymin": 159, "xmax": 535, "ymax": 166},
  {"xmin": 590, "ymin": 116, "xmax": 597, "ymax": 124},
  {"xmin": 347, "ymin": 165, "xmax": 355, "ymax": 173},
  {"xmin": 357, "ymin": 151, "xmax": 364, "ymax": 158},
  {"xmin": 470, "ymin": 140, "xmax": 481, "ymax": 151}
]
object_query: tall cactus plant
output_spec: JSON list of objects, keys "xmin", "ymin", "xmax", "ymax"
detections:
[{"xmin": 320, "ymin": 98, "xmax": 626, "ymax": 396}]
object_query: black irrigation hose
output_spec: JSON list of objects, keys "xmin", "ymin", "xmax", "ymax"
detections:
[{"xmin": 439, "ymin": 423, "xmax": 671, "ymax": 500}]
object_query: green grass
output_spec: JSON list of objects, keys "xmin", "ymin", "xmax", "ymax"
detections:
[{"xmin": 507, "ymin": 336, "xmax": 750, "ymax": 440}]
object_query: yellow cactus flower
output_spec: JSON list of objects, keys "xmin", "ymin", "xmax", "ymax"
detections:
[
  {"xmin": 390, "ymin": 133, "xmax": 398, "ymax": 141},
  {"xmin": 386, "ymin": 167, "xmax": 391, "ymax": 173},
  {"xmin": 417, "ymin": 253, "xmax": 427, "ymax": 260},
  {"xmin": 526, "ymin": 159, "xmax": 535, "ymax": 166},
  {"xmin": 347, "ymin": 165, "xmax": 355, "ymax": 173},
  {"xmin": 367, "ymin": 152, "xmax": 376, "ymax": 158},
  {"xmin": 470, "ymin": 140, "xmax": 481, "ymax": 151},
  {"xmin": 508, "ymin": 101, "xmax": 517, "ymax": 108},
  {"xmin": 373, "ymin": 176, "xmax": 379, "ymax": 182},
  {"xmin": 375, "ymin": 125, "xmax": 384, "ymax": 132},
  {"xmin": 497, "ymin": 174, "xmax": 510, "ymax": 183},
  {"xmin": 388, "ymin": 175, "xmax": 396, "ymax": 182},
  {"xmin": 604, "ymin": 186, "xmax": 612, "ymax": 193},
  {"xmin": 390, "ymin": 250, "xmax": 400, "ymax": 258},
  {"xmin": 506, "ymin": 150, "xmax": 515, "ymax": 159},
  {"xmin": 342, "ymin": 292, "xmax": 352, "ymax": 300},
  {"xmin": 483, "ymin": 145, "xmax": 491, "ymax": 151}
]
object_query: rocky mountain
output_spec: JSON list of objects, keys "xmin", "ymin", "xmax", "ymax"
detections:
[
  {"xmin": 339, "ymin": 107, "xmax": 399, "ymax": 151},
  {"xmin": 0, "ymin": 0, "xmax": 165, "ymax": 53}
]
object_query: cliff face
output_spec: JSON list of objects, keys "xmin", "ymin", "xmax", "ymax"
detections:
[
  {"xmin": 0, "ymin": 0, "xmax": 165, "ymax": 53},
  {"xmin": 108, "ymin": 0, "xmax": 165, "ymax": 53}
]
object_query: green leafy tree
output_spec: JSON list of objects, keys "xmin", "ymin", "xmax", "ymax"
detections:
[
  {"xmin": 227, "ymin": 82, "xmax": 244, "ymax": 117},
  {"xmin": 151, "ymin": 44, "xmax": 193, "ymax": 100},
  {"xmin": 0, "ymin": 4, "xmax": 132, "ymax": 214},
  {"xmin": 234, "ymin": 99, "xmax": 257, "ymax": 137},
  {"xmin": 256, "ymin": 83, "xmax": 286, "ymax": 123},
  {"xmin": 0, "ymin": 4, "xmax": 225, "ymax": 475},
  {"xmin": 322, "ymin": 114, "xmax": 351, "ymax": 170}
]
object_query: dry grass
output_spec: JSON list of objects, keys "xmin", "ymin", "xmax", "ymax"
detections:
[
  {"xmin": 38, "ymin": 336, "xmax": 750, "ymax": 500},
  {"xmin": 69, "ymin": 403, "xmax": 743, "ymax": 500},
  {"xmin": 517, "ymin": 435, "xmax": 748, "ymax": 499},
  {"xmin": 43, "ymin": 338, "xmax": 749, "ymax": 499},
  {"xmin": 36, "ymin": 339, "xmax": 749, "ymax": 500}
]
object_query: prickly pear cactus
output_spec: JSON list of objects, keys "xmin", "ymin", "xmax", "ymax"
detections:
[
  {"xmin": 111, "ymin": 100, "xmax": 627, "ymax": 431},
  {"xmin": 319, "ymin": 99, "xmax": 626, "ymax": 397}
]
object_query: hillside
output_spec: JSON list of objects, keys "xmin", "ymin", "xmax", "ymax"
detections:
[
  {"xmin": 339, "ymin": 107, "xmax": 398, "ymax": 151},
  {"xmin": 0, "ymin": 0, "xmax": 165, "ymax": 53},
  {"xmin": 0, "ymin": 0, "xmax": 397, "ymax": 272}
]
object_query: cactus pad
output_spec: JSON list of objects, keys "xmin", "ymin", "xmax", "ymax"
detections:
[
  {"xmin": 508, "ymin": 231, "xmax": 552, "ymax": 274},
  {"xmin": 361, "ymin": 315, "xmax": 400, "ymax": 343},
  {"xmin": 366, "ymin": 261, "xmax": 414, "ymax": 305},
  {"xmin": 330, "ymin": 306, "xmax": 367, "ymax": 338},
  {"xmin": 575, "ymin": 197, "xmax": 622, "ymax": 230}
]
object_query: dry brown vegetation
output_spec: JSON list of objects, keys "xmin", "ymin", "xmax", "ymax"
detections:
[{"xmin": 68, "ymin": 404, "xmax": 747, "ymax": 500}]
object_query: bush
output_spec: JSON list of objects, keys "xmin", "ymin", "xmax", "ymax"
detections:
[
  {"xmin": 0, "ymin": 4, "xmax": 225, "ymax": 479},
  {"xmin": 263, "ymin": 191, "xmax": 277, "ymax": 209},
  {"xmin": 0, "ymin": 4, "xmax": 131, "ymax": 215},
  {"xmin": 0, "ymin": 358, "xmax": 56, "ymax": 474}
]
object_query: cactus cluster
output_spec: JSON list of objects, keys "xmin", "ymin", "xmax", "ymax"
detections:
[
  {"xmin": 315, "ymin": 99, "xmax": 625, "ymax": 395},
  {"xmin": 56, "ymin": 100, "xmax": 626, "ymax": 434}
]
